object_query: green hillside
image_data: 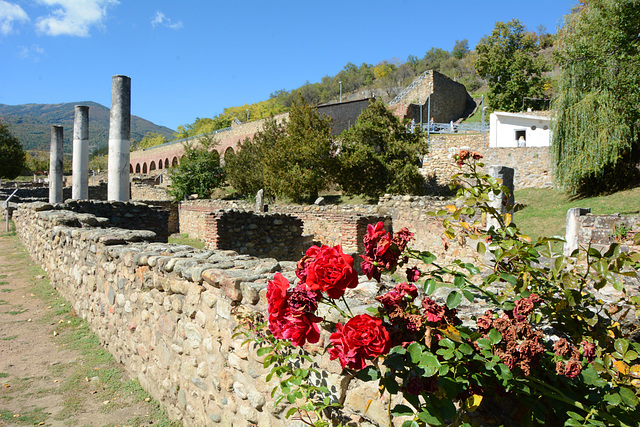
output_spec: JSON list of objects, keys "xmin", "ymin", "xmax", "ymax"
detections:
[{"xmin": 0, "ymin": 102, "xmax": 175, "ymax": 154}]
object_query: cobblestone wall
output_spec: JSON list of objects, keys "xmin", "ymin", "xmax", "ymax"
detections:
[
  {"xmin": 576, "ymin": 213, "xmax": 640, "ymax": 252},
  {"xmin": 12, "ymin": 202, "xmax": 423, "ymax": 427},
  {"xmin": 422, "ymin": 134, "xmax": 552, "ymax": 190},
  {"xmin": 179, "ymin": 200, "xmax": 389, "ymax": 254}
]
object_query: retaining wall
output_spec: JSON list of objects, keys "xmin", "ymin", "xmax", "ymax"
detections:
[{"xmin": 13, "ymin": 201, "xmax": 418, "ymax": 427}]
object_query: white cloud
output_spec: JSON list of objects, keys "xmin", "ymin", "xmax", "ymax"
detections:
[
  {"xmin": 151, "ymin": 11, "xmax": 182, "ymax": 30},
  {"xmin": 19, "ymin": 44, "xmax": 45, "ymax": 61},
  {"xmin": 35, "ymin": 0, "xmax": 119, "ymax": 37},
  {"xmin": 0, "ymin": 1, "xmax": 29, "ymax": 35}
]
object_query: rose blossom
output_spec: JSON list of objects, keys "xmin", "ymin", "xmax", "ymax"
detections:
[
  {"xmin": 329, "ymin": 314, "xmax": 390, "ymax": 370},
  {"xmin": 266, "ymin": 273, "xmax": 289, "ymax": 315},
  {"xmin": 514, "ymin": 297, "xmax": 535, "ymax": 317},
  {"xmin": 554, "ymin": 338, "xmax": 572, "ymax": 357},
  {"xmin": 288, "ymin": 283, "xmax": 318, "ymax": 313},
  {"xmin": 581, "ymin": 341, "xmax": 596, "ymax": 363},
  {"xmin": 296, "ymin": 246, "xmax": 320, "ymax": 282},
  {"xmin": 422, "ymin": 298, "xmax": 445, "ymax": 323},
  {"xmin": 564, "ymin": 359, "xmax": 583, "ymax": 379},
  {"xmin": 306, "ymin": 245, "xmax": 358, "ymax": 299},
  {"xmin": 376, "ymin": 282, "xmax": 418, "ymax": 309},
  {"xmin": 406, "ymin": 266, "xmax": 421, "ymax": 282},
  {"xmin": 280, "ymin": 310, "xmax": 322, "ymax": 347}
]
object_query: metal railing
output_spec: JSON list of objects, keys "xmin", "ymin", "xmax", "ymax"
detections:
[
  {"xmin": 419, "ymin": 122, "xmax": 486, "ymax": 134},
  {"xmin": 2, "ymin": 188, "xmax": 18, "ymax": 232}
]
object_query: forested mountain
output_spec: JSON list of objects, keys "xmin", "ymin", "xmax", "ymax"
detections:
[{"xmin": 0, "ymin": 102, "xmax": 175, "ymax": 154}]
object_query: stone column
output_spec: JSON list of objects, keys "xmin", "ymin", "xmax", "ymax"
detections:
[
  {"xmin": 72, "ymin": 105, "xmax": 89, "ymax": 199},
  {"xmin": 563, "ymin": 207, "xmax": 591, "ymax": 256},
  {"xmin": 255, "ymin": 189, "xmax": 264, "ymax": 212},
  {"xmin": 486, "ymin": 165, "xmax": 515, "ymax": 230},
  {"xmin": 49, "ymin": 125, "xmax": 64, "ymax": 203},
  {"xmin": 107, "ymin": 75, "xmax": 131, "ymax": 201}
]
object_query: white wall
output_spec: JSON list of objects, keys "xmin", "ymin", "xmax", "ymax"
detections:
[{"xmin": 489, "ymin": 112, "xmax": 551, "ymax": 148}]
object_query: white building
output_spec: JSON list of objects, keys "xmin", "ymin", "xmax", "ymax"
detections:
[{"xmin": 489, "ymin": 111, "xmax": 551, "ymax": 148}]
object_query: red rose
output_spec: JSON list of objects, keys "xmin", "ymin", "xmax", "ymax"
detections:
[
  {"xmin": 296, "ymin": 246, "xmax": 320, "ymax": 282},
  {"xmin": 267, "ymin": 272, "xmax": 289, "ymax": 315},
  {"xmin": 581, "ymin": 341, "xmax": 596, "ymax": 363},
  {"xmin": 281, "ymin": 310, "xmax": 322, "ymax": 347},
  {"xmin": 422, "ymin": 298, "xmax": 445, "ymax": 323},
  {"xmin": 364, "ymin": 222, "xmax": 389, "ymax": 258},
  {"xmin": 406, "ymin": 266, "xmax": 421, "ymax": 282},
  {"xmin": 269, "ymin": 308, "xmax": 321, "ymax": 347},
  {"xmin": 329, "ymin": 314, "xmax": 390, "ymax": 370},
  {"xmin": 306, "ymin": 245, "xmax": 358, "ymax": 299},
  {"xmin": 376, "ymin": 282, "xmax": 418, "ymax": 309}
]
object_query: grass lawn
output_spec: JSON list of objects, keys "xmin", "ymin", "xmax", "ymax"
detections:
[{"xmin": 514, "ymin": 186, "xmax": 640, "ymax": 241}]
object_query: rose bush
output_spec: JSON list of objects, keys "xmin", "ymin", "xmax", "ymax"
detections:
[{"xmin": 242, "ymin": 151, "xmax": 640, "ymax": 427}]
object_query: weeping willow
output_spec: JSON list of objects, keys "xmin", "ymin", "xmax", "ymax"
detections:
[{"xmin": 551, "ymin": 0, "xmax": 640, "ymax": 195}]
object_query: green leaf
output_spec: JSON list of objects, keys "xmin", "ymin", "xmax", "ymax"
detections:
[
  {"xmin": 356, "ymin": 366, "xmax": 379, "ymax": 381},
  {"xmin": 619, "ymin": 387, "xmax": 639, "ymax": 407},
  {"xmin": 454, "ymin": 274, "xmax": 465, "ymax": 288},
  {"xmin": 499, "ymin": 273, "xmax": 517, "ymax": 285},
  {"xmin": 420, "ymin": 251, "xmax": 436, "ymax": 265},
  {"xmin": 401, "ymin": 421, "xmax": 419, "ymax": 427},
  {"xmin": 420, "ymin": 354, "xmax": 440, "ymax": 377},
  {"xmin": 604, "ymin": 392, "xmax": 621, "ymax": 406},
  {"xmin": 285, "ymin": 407, "xmax": 298, "ymax": 418},
  {"xmin": 446, "ymin": 291, "xmax": 463, "ymax": 309},
  {"xmin": 424, "ymin": 278, "xmax": 437, "ymax": 295},
  {"xmin": 615, "ymin": 339, "xmax": 629, "ymax": 356},
  {"xmin": 256, "ymin": 347, "xmax": 273, "ymax": 357},
  {"xmin": 462, "ymin": 289, "xmax": 475, "ymax": 302},
  {"xmin": 567, "ymin": 411, "xmax": 584, "ymax": 421},
  {"xmin": 417, "ymin": 407, "xmax": 444, "ymax": 426},
  {"xmin": 392, "ymin": 404, "xmax": 415, "ymax": 417},
  {"xmin": 407, "ymin": 342, "xmax": 423, "ymax": 364},
  {"xmin": 477, "ymin": 241, "xmax": 486, "ymax": 254},
  {"xmin": 488, "ymin": 329, "xmax": 502, "ymax": 345}
]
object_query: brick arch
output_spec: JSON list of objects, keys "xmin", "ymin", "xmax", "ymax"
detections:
[
  {"xmin": 224, "ymin": 147, "xmax": 235, "ymax": 157},
  {"xmin": 172, "ymin": 156, "xmax": 179, "ymax": 166},
  {"xmin": 150, "ymin": 161, "xmax": 156, "ymax": 171},
  {"xmin": 164, "ymin": 158, "xmax": 170, "ymax": 169},
  {"xmin": 142, "ymin": 163, "xmax": 148, "ymax": 174},
  {"xmin": 135, "ymin": 163, "xmax": 141, "ymax": 173},
  {"xmin": 130, "ymin": 164, "xmax": 133, "ymax": 173}
]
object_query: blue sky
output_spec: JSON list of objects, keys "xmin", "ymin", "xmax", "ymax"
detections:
[{"xmin": 0, "ymin": 0, "xmax": 576, "ymax": 131}]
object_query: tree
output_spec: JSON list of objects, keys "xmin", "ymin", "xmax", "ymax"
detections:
[
  {"xmin": 167, "ymin": 135, "xmax": 225, "ymax": 201},
  {"xmin": 131, "ymin": 132, "xmax": 167, "ymax": 151},
  {"xmin": 262, "ymin": 96, "xmax": 335, "ymax": 201},
  {"xmin": 224, "ymin": 118, "xmax": 282, "ymax": 198},
  {"xmin": 551, "ymin": 0, "xmax": 640, "ymax": 195},
  {"xmin": 452, "ymin": 39, "xmax": 470, "ymax": 59},
  {"xmin": 336, "ymin": 100, "xmax": 427, "ymax": 199},
  {"xmin": 0, "ymin": 122, "xmax": 26, "ymax": 179},
  {"xmin": 475, "ymin": 19, "xmax": 550, "ymax": 111},
  {"xmin": 225, "ymin": 96, "xmax": 335, "ymax": 202}
]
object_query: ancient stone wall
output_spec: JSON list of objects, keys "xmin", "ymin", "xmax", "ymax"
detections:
[
  {"xmin": 202, "ymin": 210, "xmax": 308, "ymax": 261},
  {"xmin": 12, "ymin": 202, "xmax": 416, "ymax": 427},
  {"xmin": 179, "ymin": 200, "xmax": 390, "ymax": 255},
  {"xmin": 421, "ymin": 134, "xmax": 552, "ymax": 191},
  {"xmin": 576, "ymin": 213, "xmax": 640, "ymax": 252}
]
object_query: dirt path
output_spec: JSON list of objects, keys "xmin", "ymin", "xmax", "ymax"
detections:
[{"xmin": 0, "ymin": 221, "xmax": 178, "ymax": 427}]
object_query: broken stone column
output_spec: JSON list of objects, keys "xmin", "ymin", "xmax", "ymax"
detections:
[
  {"xmin": 72, "ymin": 105, "xmax": 89, "ymax": 199},
  {"xmin": 107, "ymin": 75, "xmax": 131, "ymax": 201},
  {"xmin": 256, "ymin": 189, "xmax": 264, "ymax": 212},
  {"xmin": 486, "ymin": 165, "xmax": 515, "ymax": 230},
  {"xmin": 49, "ymin": 125, "xmax": 64, "ymax": 203},
  {"xmin": 563, "ymin": 207, "xmax": 591, "ymax": 256}
]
